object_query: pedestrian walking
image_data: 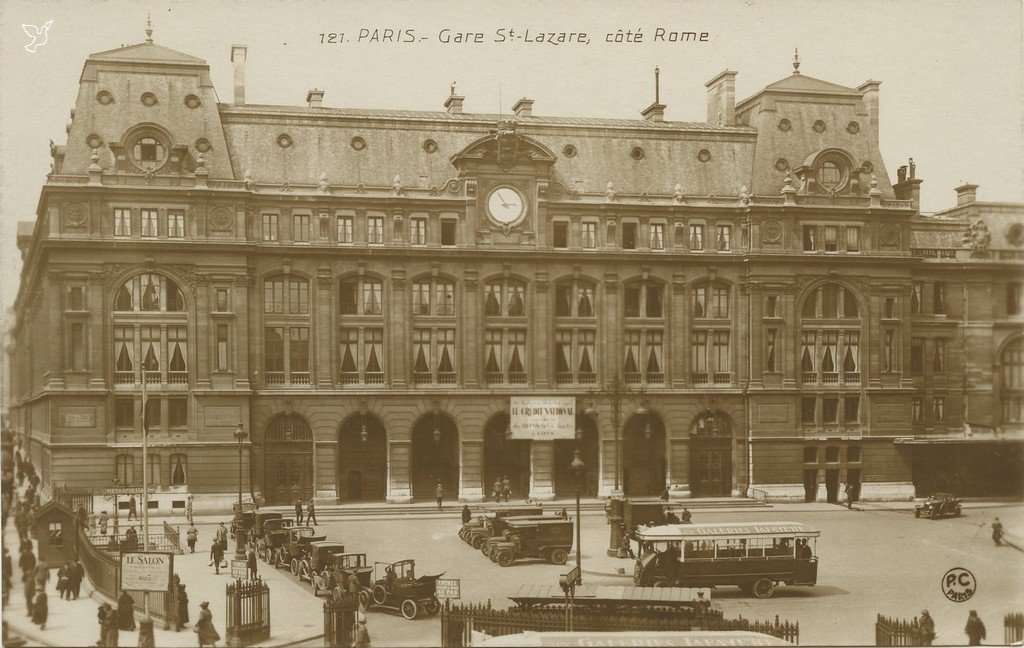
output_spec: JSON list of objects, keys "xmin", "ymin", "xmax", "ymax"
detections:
[
  {"xmin": 620, "ymin": 531, "xmax": 635, "ymax": 559},
  {"xmin": 434, "ymin": 482, "xmax": 445, "ymax": 510},
  {"xmin": 196, "ymin": 601, "xmax": 221, "ymax": 647},
  {"xmin": 665, "ymin": 508, "xmax": 680, "ymax": 524},
  {"xmin": 124, "ymin": 526, "xmax": 139, "ymax": 551},
  {"xmin": 306, "ymin": 499, "xmax": 317, "ymax": 526},
  {"xmin": 461, "ymin": 505, "xmax": 472, "ymax": 525},
  {"xmin": 992, "ymin": 517, "xmax": 1004, "ymax": 546},
  {"xmin": 920, "ymin": 609, "xmax": 936, "ymax": 646},
  {"xmin": 23, "ymin": 573, "xmax": 35, "ymax": 618},
  {"xmin": 965, "ymin": 610, "xmax": 986, "ymax": 646},
  {"xmin": 187, "ymin": 524, "xmax": 199, "ymax": 553},
  {"xmin": 56, "ymin": 563, "xmax": 68, "ymax": 600},
  {"xmin": 104, "ymin": 605, "xmax": 120, "ymax": 647},
  {"xmin": 97, "ymin": 603, "xmax": 110, "ymax": 645},
  {"xmin": 177, "ymin": 583, "xmax": 190, "ymax": 628},
  {"xmin": 19, "ymin": 545, "xmax": 36, "ymax": 583},
  {"xmin": 294, "ymin": 498, "xmax": 303, "ymax": 525},
  {"xmin": 70, "ymin": 559, "xmax": 84, "ymax": 599},
  {"xmin": 31, "ymin": 590, "xmax": 47, "ymax": 629},
  {"xmin": 353, "ymin": 615, "xmax": 371, "ymax": 647},
  {"xmin": 32, "ymin": 562, "xmax": 49, "ymax": 592},
  {"xmin": 117, "ymin": 590, "xmax": 136, "ymax": 630},
  {"xmin": 211, "ymin": 538, "xmax": 225, "ymax": 575},
  {"xmin": 681, "ymin": 508, "xmax": 692, "ymax": 524},
  {"xmin": 502, "ymin": 476, "xmax": 512, "ymax": 502},
  {"xmin": 845, "ymin": 482, "xmax": 855, "ymax": 509},
  {"xmin": 215, "ymin": 522, "xmax": 228, "ymax": 551},
  {"xmin": 99, "ymin": 509, "xmax": 110, "ymax": 536},
  {"xmin": 127, "ymin": 495, "xmax": 138, "ymax": 521},
  {"xmin": 347, "ymin": 570, "xmax": 360, "ymax": 595},
  {"xmin": 186, "ymin": 495, "xmax": 194, "ymax": 525},
  {"xmin": 2, "ymin": 548, "xmax": 12, "ymax": 599},
  {"xmin": 246, "ymin": 548, "xmax": 258, "ymax": 580},
  {"xmin": 492, "ymin": 478, "xmax": 502, "ymax": 502}
]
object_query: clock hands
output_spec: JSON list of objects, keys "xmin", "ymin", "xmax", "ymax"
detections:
[{"xmin": 498, "ymin": 191, "xmax": 513, "ymax": 209}]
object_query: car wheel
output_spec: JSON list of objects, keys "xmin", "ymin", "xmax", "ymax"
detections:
[
  {"xmin": 358, "ymin": 590, "xmax": 371, "ymax": 610},
  {"xmin": 333, "ymin": 586, "xmax": 343, "ymax": 603},
  {"xmin": 550, "ymin": 548, "xmax": 568, "ymax": 565},
  {"xmin": 424, "ymin": 597, "xmax": 441, "ymax": 616},
  {"xmin": 752, "ymin": 578, "xmax": 775, "ymax": 599},
  {"xmin": 914, "ymin": 509, "xmax": 921, "ymax": 519},
  {"xmin": 652, "ymin": 579, "xmax": 672, "ymax": 588},
  {"xmin": 930, "ymin": 509, "xmax": 939, "ymax": 520},
  {"xmin": 372, "ymin": 584, "xmax": 388, "ymax": 606},
  {"xmin": 497, "ymin": 550, "xmax": 514, "ymax": 567},
  {"xmin": 471, "ymin": 536, "xmax": 484, "ymax": 549},
  {"xmin": 955, "ymin": 507, "xmax": 962, "ymax": 517},
  {"xmin": 401, "ymin": 598, "xmax": 418, "ymax": 620},
  {"xmin": 290, "ymin": 559, "xmax": 299, "ymax": 575}
]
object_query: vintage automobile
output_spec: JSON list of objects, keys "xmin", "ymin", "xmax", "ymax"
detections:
[
  {"xmin": 230, "ymin": 501, "xmax": 258, "ymax": 539},
  {"xmin": 299, "ymin": 541, "xmax": 347, "ymax": 583},
  {"xmin": 369, "ymin": 560, "xmax": 444, "ymax": 620},
  {"xmin": 633, "ymin": 521, "xmax": 820, "ymax": 599},
  {"xmin": 312, "ymin": 552, "xmax": 374, "ymax": 606},
  {"xmin": 488, "ymin": 519, "xmax": 574, "ymax": 567},
  {"xmin": 463, "ymin": 505, "xmax": 545, "ymax": 548},
  {"xmin": 480, "ymin": 515, "xmax": 555, "ymax": 558},
  {"xmin": 272, "ymin": 526, "xmax": 324, "ymax": 569},
  {"xmin": 257, "ymin": 518, "xmax": 294, "ymax": 562},
  {"xmin": 252, "ymin": 511, "xmax": 283, "ymax": 538},
  {"xmin": 915, "ymin": 493, "xmax": 962, "ymax": 519}
]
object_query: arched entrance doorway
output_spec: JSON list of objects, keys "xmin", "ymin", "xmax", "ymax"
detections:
[
  {"xmin": 623, "ymin": 413, "xmax": 666, "ymax": 497},
  {"xmin": 689, "ymin": 411, "xmax": 732, "ymax": 497},
  {"xmin": 338, "ymin": 414, "xmax": 387, "ymax": 501},
  {"xmin": 483, "ymin": 413, "xmax": 531, "ymax": 501},
  {"xmin": 411, "ymin": 413, "xmax": 459, "ymax": 500},
  {"xmin": 262, "ymin": 414, "xmax": 314, "ymax": 505},
  {"xmin": 554, "ymin": 415, "xmax": 600, "ymax": 497}
]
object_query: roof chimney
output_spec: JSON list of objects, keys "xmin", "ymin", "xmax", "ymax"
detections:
[
  {"xmin": 705, "ymin": 70, "xmax": 737, "ymax": 126},
  {"xmin": 230, "ymin": 44, "xmax": 247, "ymax": 105},
  {"xmin": 513, "ymin": 98, "xmax": 534, "ymax": 118},
  {"xmin": 306, "ymin": 89, "xmax": 325, "ymax": 108},
  {"xmin": 641, "ymin": 66, "xmax": 666, "ymax": 122},
  {"xmin": 955, "ymin": 183, "xmax": 979, "ymax": 206},
  {"xmin": 857, "ymin": 80, "xmax": 881, "ymax": 142},
  {"xmin": 445, "ymin": 81, "xmax": 464, "ymax": 114}
]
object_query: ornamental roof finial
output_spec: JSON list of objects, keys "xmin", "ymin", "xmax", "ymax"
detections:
[
  {"xmin": 793, "ymin": 48, "xmax": 800, "ymax": 74},
  {"xmin": 145, "ymin": 13, "xmax": 153, "ymax": 43}
]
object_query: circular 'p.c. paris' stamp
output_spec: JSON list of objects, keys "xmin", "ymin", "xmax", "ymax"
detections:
[{"xmin": 942, "ymin": 567, "xmax": 976, "ymax": 602}]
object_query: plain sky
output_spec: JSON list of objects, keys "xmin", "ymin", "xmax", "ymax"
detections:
[{"xmin": 0, "ymin": 0, "xmax": 1022, "ymax": 320}]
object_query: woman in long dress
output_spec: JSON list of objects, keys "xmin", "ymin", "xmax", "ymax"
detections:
[
  {"xmin": 196, "ymin": 601, "xmax": 221, "ymax": 647},
  {"xmin": 117, "ymin": 590, "xmax": 136, "ymax": 631},
  {"xmin": 177, "ymin": 583, "xmax": 190, "ymax": 628},
  {"xmin": 31, "ymin": 590, "xmax": 48, "ymax": 629}
]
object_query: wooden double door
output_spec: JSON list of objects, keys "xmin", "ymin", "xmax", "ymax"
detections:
[
  {"xmin": 690, "ymin": 437, "xmax": 732, "ymax": 497},
  {"xmin": 264, "ymin": 449, "xmax": 313, "ymax": 505}
]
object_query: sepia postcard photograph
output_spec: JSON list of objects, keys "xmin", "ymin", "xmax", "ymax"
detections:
[{"xmin": 0, "ymin": 1, "xmax": 1021, "ymax": 646}]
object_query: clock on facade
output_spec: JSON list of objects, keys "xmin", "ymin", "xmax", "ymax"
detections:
[{"xmin": 486, "ymin": 185, "xmax": 527, "ymax": 227}]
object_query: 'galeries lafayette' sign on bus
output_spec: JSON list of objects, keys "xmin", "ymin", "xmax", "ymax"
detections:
[{"xmin": 509, "ymin": 397, "xmax": 576, "ymax": 440}]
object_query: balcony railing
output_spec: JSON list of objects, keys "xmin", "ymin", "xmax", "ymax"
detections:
[
  {"xmin": 624, "ymin": 372, "xmax": 642, "ymax": 385},
  {"xmin": 647, "ymin": 373, "xmax": 665, "ymax": 385},
  {"xmin": 911, "ymin": 248, "xmax": 957, "ymax": 259},
  {"xmin": 437, "ymin": 372, "xmax": 457, "ymax": 385},
  {"xmin": 290, "ymin": 372, "xmax": 311, "ymax": 385},
  {"xmin": 577, "ymin": 372, "xmax": 596, "ymax": 384},
  {"xmin": 144, "ymin": 371, "xmax": 160, "ymax": 384},
  {"xmin": 692, "ymin": 372, "xmax": 709, "ymax": 384},
  {"xmin": 265, "ymin": 371, "xmax": 285, "ymax": 385},
  {"xmin": 413, "ymin": 372, "xmax": 431, "ymax": 385},
  {"xmin": 340, "ymin": 372, "xmax": 359, "ymax": 385},
  {"xmin": 508, "ymin": 372, "xmax": 528, "ymax": 385},
  {"xmin": 555, "ymin": 372, "xmax": 573, "ymax": 385},
  {"xmin": 484, "ymin": 372, "xmax": 504, "ymax": 385},
  {"xmin": 115, "ymin": 371, "xmax": 134, "ymax": 385},
  {"xmin": 168, "ymin": 371, "xmax": 187, "ymax": 385},
  {"xmin": 365, "ymin": 372, "xmax": 384, "ymax": 385},
  {"xmin": 823, "ymin": 372, "xmax": 840, "ymax": 384},
  {"xmin": 712, "ymin": 372, "xmax": 731, "ymax": 385},
  {"xmin": 801, "ymin": 372, "xmax": 816, "ymax": 384},
  {"xmin": 844, "ymin": 372, "xmax": 860, "ymax": 384}
]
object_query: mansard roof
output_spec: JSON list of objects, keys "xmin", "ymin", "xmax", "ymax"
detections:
[{"xmin": 88, "ymin": 41, "xmax": 207, "ymax": 65}]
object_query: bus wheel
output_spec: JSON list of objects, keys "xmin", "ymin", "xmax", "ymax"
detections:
[
  {"xmin": 752, "ymin": 578, "xmax": 775, "ymax": 599},
  {"xmin": 652, "ymin": 579, "xmax": 672, "ymax": 588}
]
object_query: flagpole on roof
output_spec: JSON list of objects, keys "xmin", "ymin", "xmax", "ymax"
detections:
[{"xmin": 141, "ymin": 365, "xmax": 151, "ymax": 619}]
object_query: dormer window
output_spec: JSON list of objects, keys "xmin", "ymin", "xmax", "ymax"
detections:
[
  {"xmin": 134, "ymin": 137, "xmax": 165, "ymax": 170},
  {"xmin": 818, "ymin": 162, "xmax": 842, "ymax": 191}
]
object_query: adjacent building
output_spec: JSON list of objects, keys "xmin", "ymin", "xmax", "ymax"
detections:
[{"xmin": 7, "ymin": 31, "xmax": 1022, "ymax": 511}]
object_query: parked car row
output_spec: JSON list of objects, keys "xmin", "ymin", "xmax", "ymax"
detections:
[
  {"xmin": 245, "ymin": 510, "xmax": 444, "ymax": 620},
  {"xmin": 458, "ymin": 505, "xmax": 575, "ymax": 567}
]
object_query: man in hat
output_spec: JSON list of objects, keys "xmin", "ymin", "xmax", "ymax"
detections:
[
  {"xmin": 211, "ymin": 537, "xmax": 225, "ymax": 575},
  {"xmin": 992, "ymin": 517, "xmax": 1004, "ymax": 546},
  {"xmin": 186, "ymin": 495, "xmax": 194, "ymax": 525},
  {"xmin": 305, "ymin": 499, "xmax": 317, "ymax": 526},
  {"xmin": 964, "ymin": 610, "xmax": 986, "ymax": 646},
  {"xmin": 127, "ymin": 495, "xmax": 138, "ymax": 521},
  {"xmin": 98, "ymin": 509, "xmax": 109, "ymax": 536},
  {"xmin": 69, "ymin": 558, "xmax": 84, "ymax": 600},
  {"xmin": 294, "ymin": 498, "xmax": 303, "ymax": 525},
  {"xmin": 186, "ymin": 523, "xmax": 199, "ymax": 554},
  {"xmin": 434, "ymin": 482, "xmax": 445, "ymax": 510},
  {"xmin": 665, "ymin": 508, "xmax": 680, "ymax": 524},
  {"xmin": 681, "ymin": 508, "xmax": 693, "ymax": 524},
  {"xmin": 461, "ymin": 504, "xmax": 472, "ymax": 525},
  {"xmin": 919, "ymin": 610, "xmax": 936, "ymax": 646},
  {"xmin": 247, "ymin": 548, "xmax": 258, "ymax": 581}
]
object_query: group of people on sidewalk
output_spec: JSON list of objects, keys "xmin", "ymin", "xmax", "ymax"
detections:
[
  {"xmin": 917, "ymin": 609, "xmax": 988, "ymax": 646},
  {"xmin": 293, "ymin": 498, "xmax": 318, "ymax": 525}
]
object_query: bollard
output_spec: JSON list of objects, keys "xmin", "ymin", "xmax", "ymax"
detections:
[{"xmin": 137, "ymin": 619, "xmax": 155, "ymax": 648}]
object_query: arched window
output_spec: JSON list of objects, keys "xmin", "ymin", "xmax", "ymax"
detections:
[
  {"xmin": 411, "ymin": 275, "xmax": 458, "ymax": 385},
  {"xmin": 114, "ymin": 274, "xmax": 185, "ymax": 313},
  {"xmin": 554, "ymin": 279, "xmax": 597, "ymax": 385},
  {"xmin": 338, "ymin": 275, "xmax": 385, "ymax": 386},
  {"xmin": 690, "ymin": 281, "xmax": 732, "ymax": 385},
  {"xmin": 263, "ymin": 273, "xmax": 312, "ymax": 386},
  {"xmin": 484, "ymin": 278, "xmax": 528, "ymax": 385},
  {"xmin": 169, "ymin": 453, "xmax": 188, "ymax": 486},
  {"xmin": 1001, "ymin": 338, "xmax": 1024, "ymax": 423},
  {"xmin": 623, "ymin": 279, "xmax": 665, "ymax": 385},
  {"xmin": 800, "ymin": 283, "xmax": 862, "ymax": 386},
  {"xmin": 111, "ymin": 273, "xmax": 189, "ymax": 387}
]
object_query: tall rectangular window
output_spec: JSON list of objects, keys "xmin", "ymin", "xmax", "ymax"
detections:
[
  {"xmin": 801, "ymin": 397, "xmax": 816, "ymax": 424},
  {"xmin": 264, "ymin": 327, "xmax": 284, "ymax": 377},
  {"xmin": 410, "ymin": 218, "xmax": 426, "ymax": 245},
  {"xmin": 437, "ymin": 329, "xmax": 456, "ymax": 379},
  {"xmin": 216, "ymin": 324, "xmax": 229, "ymax": 371},
  {"xmin": 689, "ymin": 224, "xmax": 704, "ymax": 250},
  {"xmin": 844, "ymin": 396, "xmax": 860, "ymax": 423},
  {"xmin": 363, "ymin": 281, "xmax": 383, "ymax": 315},
  {"xmin": 553, "ymin": 221, "xmax": 569, "ymax": 249},
  {"xmin": 115, "ymin": 399, "xmax": 134, "ymax": 428},
  {"xmin": 884, "ymin": 329, "xmax": 898, "ymax": 372},
  {"xmin": 910, "ymin": 338, "xmax": 924, "ymax": 375},
  {"xmin": 845, "ymin": 226, "xmax": 860, "ymax": 252},
  {"xmin": 337, "ymin": 216, "xmax": 353, "ymax": 243},
  {"xmin": 141, "ymin": 209, "xmax": 158, "ymax": 237},
  {"xmin": 691, "ymin": 331, "xmax": 708, "ymax": 374},
  {"xmin": 114, "ymin": 209, "xmax": 132, "ymax": 237},
  {"xmin": 436, "ymin": 282, "xmax": 455, "ymax": 316},
  {"xmin": 168, "ymin": 210, "xmax": 185, "ymax": 238},
  {"xmin": 822, "ymin": 397, "xmax": 839, "ymax": 423},
  {"xmin": 264, "ymin": 279, "xmax": 284, "ymax": 313},
  {"xmin": 803, "ymin": 226, "xmax": 816, "ymax": 251},
  {"xmin": 711, "ymin": 286, "xmax": 729, "ymax": 318},
  {"xmin": 69, "ymin": 323, "xmax": 85, "ymax": 371},
  {"xmin": 911, "ymin": 282, "xmax": 923, "ymax": 314},
  {"xmin": 717, "ymin": 225, "xmax": 731, "ymax": 251},
  {"xmin": 933, "ymin": 283, "xmax": 946, "ymax": 314},
  {"xmin": 712, "ymin": 332, "xmax": 730, "ymax": 375},
  {"xmin": 289, "ymin": 280, "xmax": 309, "ymax": 314},
  {"xmin": 294, "ymin": 214, "xmax": 310, "ymax": 242},
  {"xmin": 933, "ymin": 339, "xmax": 946, "ymax": 373},
  {"xmin": 367, "ymin": 216, "xmax": 384, "ymax": 244},
  {"xmin": 168, "ymin": 399, "xmax": 187, "ymax": 427},
  {"xmin": 339, "ymin": 329, "xmax": 359, "ymax": 382},
  {"xmin": 215, "ymin": 288, "xmax": 229, "ymax": 312},
  {"xmin": 115, "ymin": 454, "xmax": 135, "ymax": 486},
  {"xmin": 262, "ymin": 214, "xmax": 278, "ymax": 241},
  {"xmin": 555, "ymin": 331, "xmax": 572, "ymax": 379},
  {"xmin": 339, "ymin": 282, "xmax": 358, "ymax": 315},
  {"xmin": 289, "ymin": 328, "xmax": 309, "ymax": 380},
  {"xmin": 912, "ymin": 397, "xmax": 923, "ymax": 422},
  {"xmin": 824, "ymin": 226, "xmax": 838, "ymax": 252},
  {"xmin": 441, "ymin": 219, "xmax": 457, "ymax": 246},
  {"xmin": 765, "ymin": 329, "xmax": 777, "ymax": 372},
  {"xmin": 650, "ymin": 223, "xmax": 665, "ymax": 250},
  {"xmin": 365, "ymin": 329, "xmax": 384, "ymax": 379},
  {"xmin": 933, "ymin": 397, "xmax": 945, "ymax": 422},
  {"xmin": 582, "ymin": 222, "xmax": 597, "ymax": 249},
  {"xmin": 765, "ymin": 295, "xmax": 778, "ymax": 318},
  {"xmin": 412, "ymin": 282, "xmax": 431, "ymax": 315},
  {"xmin": 885, "ymin": 297, "xmax": 897, "ymax": 319},
  {"xmin": 170, "ymin": 454, "xmax": 188, "ymax": 486},
  {"xmin": 1008, "ymin": 283, "xmax": 1022, "ymax": 316},
  {"xmin": 621, "ymin": 223, "xmax": 637, "ymax": 250},
  {"xmin": 68, "ymin": 286, "xmax": 85, "ymax": 311}
]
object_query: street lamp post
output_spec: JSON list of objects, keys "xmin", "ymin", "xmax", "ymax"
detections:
[
  {"xmin": 569, "ymin": 448, "xmax": 585, "ymax": 585},
  {"xmin": 233, "ymin": 422, "xmax": 248, "ymax": 560}
]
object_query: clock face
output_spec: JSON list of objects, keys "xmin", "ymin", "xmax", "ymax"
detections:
[{"xmin": 486, "ymin": 186, "xmax": 527, "ymax": 226}]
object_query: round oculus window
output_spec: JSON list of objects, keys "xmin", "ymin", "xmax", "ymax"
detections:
[
  {"xmin": 86, "ymin": 134, "xmax": 104, "ymax": 149},
  {"xmin": 630, "ymin": 146, "xmax": 645, "ymax": 161},
  {"xmin": 96, "ymin": 91, "xmax": 114, "ymax": 105},
  {"xmin": 846, "ymin": 121, "xmax": 860, "ymax": 134},
  {"xmin": 697, "ymin": 149, "xmax": 712, "ymax": 163},
  {"xmin": 130, "ymin": 135, "xmax": 168, "ymax": 171},
  {"xmin": 813, "ymin": 120, "xmax": 826, "ymax": 133},
  {"xmin": 184, "ymin": 94, "xmax": 201, "ymax": 109},
  {"xmin": 277, "ymin": 134, "xmax": 293, "ymax": 148},
  {"xmin": 141, "ymin": 92, "xmax": 158, "ymax": 107},
  {"xmin": 778, "ymin": 118, "xmax": 791, "ymax": 132},
  {"xmin": 775, "ymin": 158, "xmax": 789, "ymax": 172},
  {"xmin": 195, "ymin": 139, "xmax": 212, "ymax": 153},
  {"xmin": 351, "ymin": 137, "xmax": 367, "ymax": 151},
  {"xmin": 423, "ymin": 139, "xmax": 438, "ymax": 154},
  {"xmin": 562, "ymin": 144, "xmax": 577, "ymax": 158}
]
